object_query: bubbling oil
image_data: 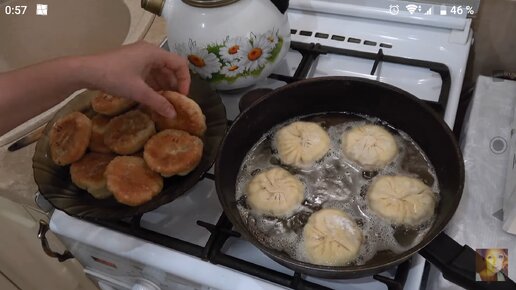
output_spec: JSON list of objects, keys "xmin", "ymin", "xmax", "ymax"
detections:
[{"xmin": 235, "ymin": 112, "xmax": 440, "ymax": 266}]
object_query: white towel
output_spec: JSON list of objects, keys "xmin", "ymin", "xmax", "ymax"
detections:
[{"xmin": 427, "ymin": 75, "xmax": 516, "ymax": 289}]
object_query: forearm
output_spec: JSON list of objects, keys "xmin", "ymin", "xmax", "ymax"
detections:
[
  {"xmin": 0, "ymin": 41, "xmax": 189, "ymax": 136},
  {"xmin": 0, "ymin": 56, "xmax": 91, "ymax": 136}
]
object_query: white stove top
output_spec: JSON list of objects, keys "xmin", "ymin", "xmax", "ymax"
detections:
[{"xmin": 49, "ymin": 2, "xmax": 473, "ymax": 289}]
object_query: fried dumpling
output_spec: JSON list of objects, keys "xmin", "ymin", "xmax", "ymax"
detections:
[
  {"xmin": 367, "ymin": 175, "xmax": 436, "ymax": 226},
  {"xmin": 104, "ymin": 110, "xmax": 156, "ymax": 155},
  {"xmin": 274, "ymin": 121, "xmax": 330, "ymax": 168},
  {"xmin": 302, "ymin": 209, "xmax": 363, "ymax": 266},
  {"xmin": 341, "ymin": 124, "xmax": 398, "ymax": 169},
  {"xmin": 88, "ymin": 114, "xmax": 111, "ymax": 153},
  {"xmin": 143, "ymin": 129, "xmax": 203, "ymax": 177},
  {"xmin": 49, "ymin": 112, "xmax": 92, "ymax": 166},
  {"xmin": 70, "ymin": 152, "xmax": 115, "ymax": 199},
  {"xmin": 91, "ymin": 92, "xmax": 137, "ymax": 116},
  {"xmin": 151, "ymin": 91, "xmax": 207, "ymax": 137},
  {"xmin": 246, "ymin": 167, "xmax": 305, "ymax": 217},
  {"xmin": 105, "ymin": 156, "xmax": 163, "ymax": 206}
]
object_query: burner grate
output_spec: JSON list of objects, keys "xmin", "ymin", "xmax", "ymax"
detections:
[
  {"xmin": 91, "ymin": 214, "xmax": 209, "ymax": 260},
  {"xmin": 287, "ymin": 41, "xmax": 451, "ymax": 116}
]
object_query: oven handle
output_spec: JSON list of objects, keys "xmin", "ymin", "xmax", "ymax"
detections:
[{"xmin": 37, "ymin": 220, "xmax": 74, "ymax": 262}]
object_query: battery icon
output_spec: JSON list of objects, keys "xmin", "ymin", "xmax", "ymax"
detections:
[{"xmin": 440, "ymin": 5, "xmax": 447, "ymax": 15}]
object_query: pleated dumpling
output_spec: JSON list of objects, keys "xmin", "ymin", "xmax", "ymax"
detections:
[
  {"xmin": 302, "ymin": 209, "xmax": 363, "ymax": 266},
  {"xmin": 341, "ymin": 124, "xmax": 398, "ymax": 169},
  {"xmin": 367, "ymin": 175, "xmax": 436, "ymax": 226},
  {"xmin": 246, "ymin": 167, "xmax": 305, "ymax": 217},
  {"xmin": 274, "ymin": 121, "xmax": 331, "ymax": 168}
]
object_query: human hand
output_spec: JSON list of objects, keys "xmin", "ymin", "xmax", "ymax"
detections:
[{"xmin": 81, "ymin": 41, "xmax": 190, "ymax": 118}]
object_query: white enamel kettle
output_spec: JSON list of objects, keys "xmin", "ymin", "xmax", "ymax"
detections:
[{"xmin": 142, "ymin": 0, "xmax": 290, "ymax": 90}]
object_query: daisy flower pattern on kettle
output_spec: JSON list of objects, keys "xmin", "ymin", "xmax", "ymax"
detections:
[
  {"xmin": 238, "ymin": 34, "xmax": 273, "ymax": 72},
  {"xmin": 173, "ymin": 27, "xmax": 284, "ymax": 85},
  {"xmin": 176, "ymin": 41, "xmax": 221, "ymax": 79},
  {"xmin": 220, "ymin": 37, "xmax": 244, "ymax": 61},
  {"xmin": 263, "ymin": 29, "xmax": 279, "ymax": 49},
  {"xmin": 221, "ymin": 61, "xmax": 245, "ymax": 78}
]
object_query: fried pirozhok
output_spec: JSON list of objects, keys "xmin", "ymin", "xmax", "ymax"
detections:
[
  {"xmin": 70, "ymin": 152, "xmax": 115, "ymax": 199},
  {"xmin": 49, "ymin": 111, "xmax": 92, "ymax": 165},
  {"xmin": 151, "ymin": 91, "xmax": 207, "ymax": 137},
  {"xmin": 105, "ymin": 156, "xmax": 163, "ymax": 206},
  {"xmin": 91, "ymin": 92, "xmax": 137, "ymax": 116},
  {"xmin": 89, "ymin": 114, "xmax": 111, "ymax": 153},
  {"xmin": 104, "ymin": 110, "xmax": 156, "ymax": 155},
  {"xmin": 143, "ymin": 129, "xmax": 203, "ymax": 177}
]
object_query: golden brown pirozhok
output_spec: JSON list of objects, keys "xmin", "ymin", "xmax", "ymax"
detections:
[
  {"xmin": 105, "ymin": 156, "xmax": 163, "ymax": 206},
  {"xmin": 151, "ymin": 91, "xmax": 207, "ymax": 137},
  {"xmin": 104, "ymin": 110, "xmax": 156, "ymax": 155},
  {"xmin": 88, "ymin": 114, "xmax": 111, "ymax": 153},
  {"xmin": 91, "ymin": 92, "xmax": 137, "ymax": 116},
  {"xmin": 70, "ymin": 152, "xmax": 115, "ymax": 199},
  {"xmin": 144, "ymin": 129, "xmax": 203, "ymax": 177},
  {"xmin": 49, "ymin": 111, "xmax": 92, "ymax": 165}
]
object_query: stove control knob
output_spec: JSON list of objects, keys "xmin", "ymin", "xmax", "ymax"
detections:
[{"xmin": 131, "ymin": 279, "xmax": 161, "ymax": 290}]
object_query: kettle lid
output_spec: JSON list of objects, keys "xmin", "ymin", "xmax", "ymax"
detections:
[{"xmin": 183, "ymin": 0, "xmax": 239, "ymax": 7}]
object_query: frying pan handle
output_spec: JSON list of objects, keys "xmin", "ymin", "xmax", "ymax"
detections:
[
  {"xmin": 420, "ymin": 232, "xmax": 516, "ymax": 289},
  {"xmin": 37, "ymin": 220, "xmax": 74, "ymax": 262}
]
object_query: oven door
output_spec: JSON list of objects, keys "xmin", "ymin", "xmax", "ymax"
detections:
[
  {"xmin": 42, "ymin": 212, "xmax": 215, "ymax": 290},
  {"xmin": 46, "ymin": 209, "xmax": 289, "ymax": 290},
  {"xmin": 71, "ymin": 243, "xmax": 210, "ymax": 290}
]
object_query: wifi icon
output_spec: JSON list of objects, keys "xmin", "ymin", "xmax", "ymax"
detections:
[{"xmin": 405, "ymin": 4, "xmax": 418, "ymax": 14}]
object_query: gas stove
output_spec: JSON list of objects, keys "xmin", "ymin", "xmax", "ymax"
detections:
[{"xmin": 47, "ymin": 2, "xmax": 475, "ymax": 290}]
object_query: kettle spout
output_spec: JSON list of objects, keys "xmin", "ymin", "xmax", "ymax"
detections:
[
  {"xmin": 141, "ymin": 0, "xmax": 165, "ymax": 16},
  {"xmin": 270, "ymin": 0, "xmax": 289, "ymax": 14}
]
